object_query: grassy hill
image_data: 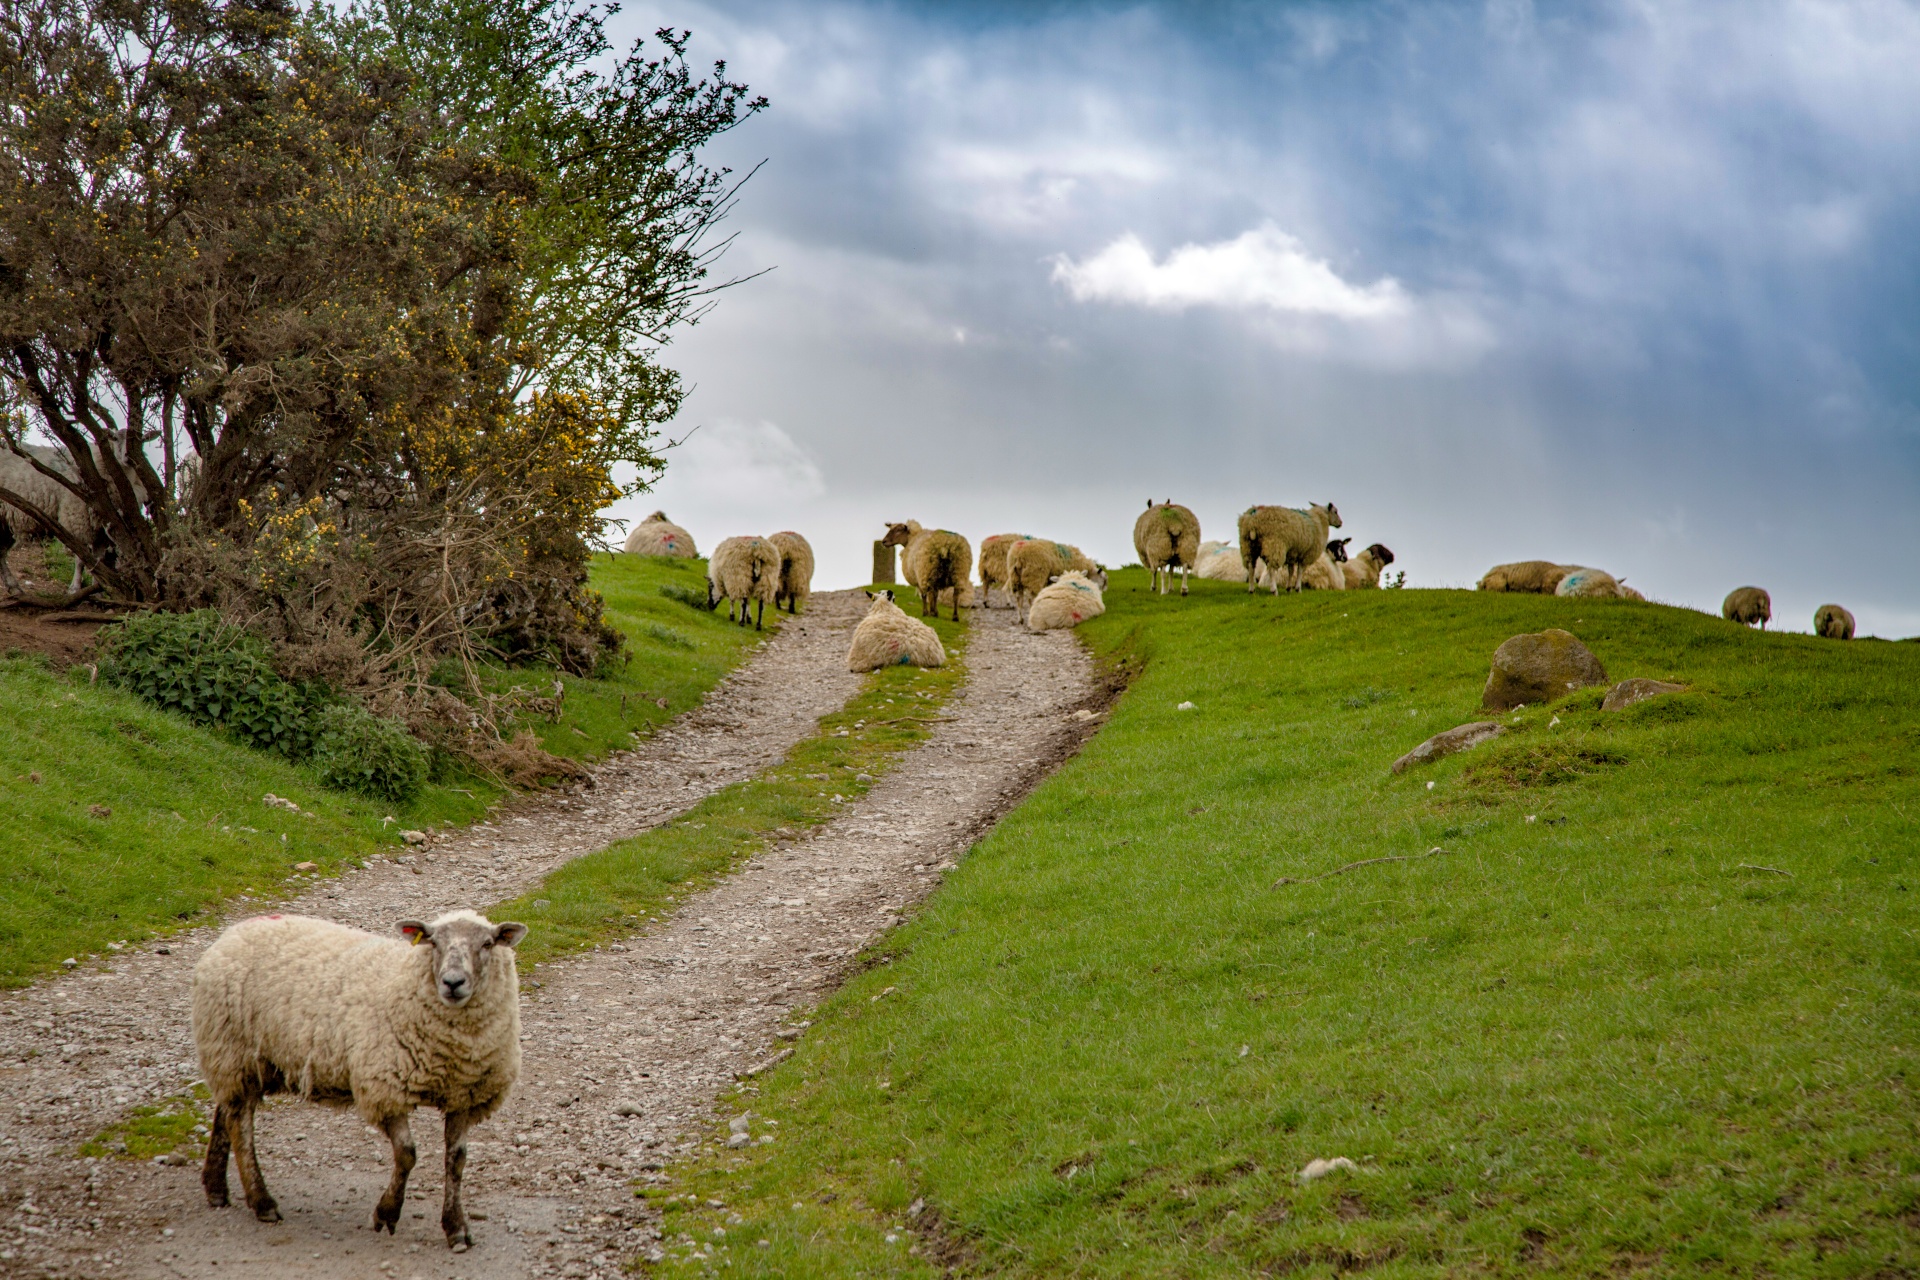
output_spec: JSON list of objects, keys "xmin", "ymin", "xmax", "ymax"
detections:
[
  {"xmin": 0, "ymin": 553, "xmax": 761, "ymax": 985},
  {"xmin": 653, "ymin": 575, "xmax": 1920, "ymax": 1277}
]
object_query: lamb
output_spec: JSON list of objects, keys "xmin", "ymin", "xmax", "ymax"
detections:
[
  {"xmin": 882, "ymin": 521, "xmax": 973, "ymax": 621},
  {"xmin": 0, "ymin": 444, "xmax": 97, "ymax": 597},
  {"xmin": 1476, "ymin": 561, "xmax": 1576, "ymax": 594},
  {"xmin": 622, "ymin": 511, "xmax": 698, "ymax": 558},
  {"xmin": 192, "ymin": 910, "xmax": 526, "ymax": 1251},
  {"xmin": 846, "ymin": 590, "xmax": 946, "ymax": 671},
  {"xmin": 1026, "ymin": 570, "xmax": 1106, "ymax": 631},
  {"xmin": 769, "ymin": 531, "xmax": 814, "ymax": 614},
  {"xmin": 1005, "ymin": 538, "xmax": 1105, "ymax": 622},
  {"xmin": 1342, "ymin": 543, "xmax": 1395, "ymax": 589},
  {"xmin": 1237, "ymin": 502, "xmax": 1342, "ymax": 594},
  {"xmin": 1814, "ymin": 603, "xmax": 1855, "ymax": 639},
  {"xmin": 1722, "ymin": 586, "xmax": 1771, "ymax": 629},
  {"xmin": 707, "ymin": 536, "xmax": 781, "ymax": 629},
  {"xmin": 1133, "ymin": 500, "xmax": 1201, "ymax": 596},
  {"xmin": 1193, "ymin": 539, "xmax": 1248, "ymax": 582},
  {"xmin": 977, "ymin": 532, "xmax": 1032, "ymax": 608}
]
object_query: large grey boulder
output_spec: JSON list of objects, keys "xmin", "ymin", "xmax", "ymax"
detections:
[
  {"xmin": 1391, "ymin": 722, "xmax": 1507, "ymax": 774},
  {"xmin": 1482, "ymin": 628, "xmax": 1608, "ymax": 711},
  {"xmin": 1601, "ymin": 678, "xmax": 1687, "ymax": 711}
]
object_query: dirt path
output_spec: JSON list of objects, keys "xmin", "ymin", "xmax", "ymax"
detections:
[{"xmin": 0, "ymin": 601, "xmax": 1101, "ymax": 1279}]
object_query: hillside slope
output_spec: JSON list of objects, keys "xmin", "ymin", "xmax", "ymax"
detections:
[{"xmin": 655, "ymin": 577, "xmax": 1920, "ymax": 1277}]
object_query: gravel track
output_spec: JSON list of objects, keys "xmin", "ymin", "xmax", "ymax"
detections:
[{"xmin": 0, "ymin": 597, "xmax": 1100, "ymax": 1279}]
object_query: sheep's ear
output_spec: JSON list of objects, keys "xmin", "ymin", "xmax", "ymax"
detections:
[
  {"xmin": 398, "ymin": 920, "xmax": 431, "ymax": 945},
  {"xmin": 493, "ymin": 922, "xmax": 528, "ymax": 948}
]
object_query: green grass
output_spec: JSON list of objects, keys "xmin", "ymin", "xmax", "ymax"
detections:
[
  {"xmin": 494, "ymin": 589, "xmax": 964, "ymax": 970},
  {"xmin": 78, "ymin": 1087, "xmax": 210, "ymax": 1161},
  {"xmin": 646, "ymin": 574, "xmax": 1920, "ymax": 1278},
  {"xmin": 0, "ymin": 553, "xmax": 767, "ymax": 986}
]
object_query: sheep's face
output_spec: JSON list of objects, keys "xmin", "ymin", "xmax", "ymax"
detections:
[
  {"xmin": 1367, "ymin": 543, "xmax": 1395, "ymax": 567},
  {"xmin": 1088, "ymin": 566, "xmax": 1109, "ymax": 590},
  {"xmin": 399, "ymin": 914, "xmax": 528, "ymax": 1008},
  {"xmin": 1317, "ymin": 502, "xmax": 1343, "ymax": 529},
  {"xmin": 881, "ymin": 522, "xmax": 913, "ymax": 548},
  {"xmin": 1327, "ymin": 538, "xmax": 1352, "ymax": 563}
]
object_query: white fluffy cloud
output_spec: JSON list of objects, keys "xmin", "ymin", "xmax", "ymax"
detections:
[{"xmin": 658, "ymin": 419, "xmax": 827, "ymax": 506}]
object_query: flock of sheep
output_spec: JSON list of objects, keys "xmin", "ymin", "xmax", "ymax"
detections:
[{"xmin": 1476, "ymin": 560, "xmax": 1857, "ymax": 639}]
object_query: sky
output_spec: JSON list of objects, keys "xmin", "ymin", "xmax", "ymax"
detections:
[{"xmin": 599, "ymin": 0, "xmax": 1920, "ymax": 636}]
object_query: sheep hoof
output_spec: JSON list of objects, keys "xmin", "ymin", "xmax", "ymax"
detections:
[
  {"xmin": 254, "ymin": 1203, "xmax": 282, "ymax": 1223},
  {"xmin": 205, "ymin": 1189, "xmax": 229, "ymax": 1208},
  {"xmin": 448, "ymin": 1236, "xmax": 471, "ymax": 1252}
]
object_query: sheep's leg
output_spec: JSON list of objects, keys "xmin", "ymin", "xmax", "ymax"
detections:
[
  {"xmin": 440, "ymin": 1108, "xmax": 476, "ymax": 1251},
  {"xmin": 228, "ymin": 1095, "xmax": 280, "ymax": 1222},
  {"xmin": 1180, "ymin": 564, "xmax": 1189, "ymax": 596},
  {"xmin": 373, "ymin": 1113, "xmax": 417, "ymax": 1234},
  {"xmin": 755, "ymin": 598, "xmax": 764, "ymax": 630},
  {"xmin": 0, "ymin": 523, "xmax": 21, "ymax": 599},
  {"xmin": 201, "ymin": 1101, "xmax": 233, "ymax": 1207}
]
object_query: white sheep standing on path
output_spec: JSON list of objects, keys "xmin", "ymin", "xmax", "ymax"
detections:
[
  {"xmin": 192, "ymin": 910, "xmax": 527, "ymax": 1251},
  {"xmin": 882, "ymin": 521, "xmax": 973, "ymax": 621},
  {"xmin": 770, "ymin": 530, "xmax": 814, "ymax": 614},
  {"xmin": 708, "ymin": 535, "xmax": 782, "ymax": 629},
  {"xmin": 1238, "ymin": 502, "xmax": 1342, "ymax": 594}
]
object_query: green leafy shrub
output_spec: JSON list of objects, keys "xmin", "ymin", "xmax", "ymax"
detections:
[
  {"xmin": 657, "ymin": 580, "xmax": 710, "ymax": 610},
  {"xmin": 97, "ymin": 611, "xmax": 325, "ymax": 758},
  {"xmin": 308, "ymin": 704, "xmax": 429, "ymax": 803}
]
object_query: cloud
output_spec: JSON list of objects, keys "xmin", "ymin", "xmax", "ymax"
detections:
[{"xmin": 656, "ymin": 419, "xmax": 826, "ymax": 506}]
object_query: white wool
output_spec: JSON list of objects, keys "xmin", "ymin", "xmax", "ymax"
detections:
[
  {"xmin": 847, "ymin": 594, "xmax": 946, "ymax": 671},
  {"xmin": 1026, "ymin": 571, "xmax": 1107, "ymax": 632}
]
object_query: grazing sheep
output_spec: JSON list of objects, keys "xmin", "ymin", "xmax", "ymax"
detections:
[
  {"xmin": 0, "ymin": 444, "xmax": 97, "ymax": 597},
  {"xmin": 1342, "ymin": 543, "xmax": 1395, "ymax": 590},
  {"xmin": 1477, "ymin": 561, "xmax": 1577, "ymax": 594},
  {"xmin": 1194, "ymin": 539, "xmax": 1248, "ymax": 582},
  {"xmin": 622, "ymin": 510, "xmax": 698, "ymax": 558},
  {"xmin": 707, "ymin": 536, "xmax": 781, "ymax": 629},
  {"xmin": 769, "ymin": 531, "xmax": 814, "ymax": 614},
  {"xmin": 1237, "ymin": 503, "xmax": 1342, "ymax": 594},
  {"xmin": 1005, "ymin": 538, "xmax": 1105, "ymax": 622},
  {"xmin": 882, "ymin": 521, "xmax": 974, "ymax": 621},
  {"xmin": 1026, "ymin": 570, "xmax": 1107, "ymax": 631},
  {"xmin": 977, "ymin": 532, "xmax": 1032, "ymax": 608},
  {"xmin": 1722, "ymin": 586, "xmax": 1771, "ymax": 629},
  {"xmin": 1814, "ymin": 603, "xmax": 1855, "ymax": 639},
  {"xmin": 192, "ymin": 910, "xmax": 526, "ymax": 1250},
  {"xmin": 847, "ymin": 590, "xmax": 946, "ymax": 671},
  {"xmin": 1133, "ymin": 500, "xmax": 1201, "ymax": 596},
  {"xmin": 1556, "ymin": 567, "xmax": 1627, "ymax": 599}
]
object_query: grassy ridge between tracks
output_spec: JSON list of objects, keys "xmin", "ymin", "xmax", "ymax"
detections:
[{"xmin": 647, "ymin": 574, "xmax": 1920, "ymax": 1278}]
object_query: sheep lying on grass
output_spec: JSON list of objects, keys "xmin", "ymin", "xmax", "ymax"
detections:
[
  {"xmin": 770, "ymin": 531, "xmax": 814, "ymax": 614},
  {"xmin": 883, "ymin": 521, "xmax": 974, "ymax": 621},
  {"xmin": 1722, "ymin": 586, "xmax": 1771, "ymax": 629},
  {"xmin": 1027, "ymin": 570, "xmax": 1106, "ymax": 631},
  {"xmin": 847, "ymin": 590, "xmax": 946, "ymax": 671},
  {"xmin": 708, "ymin": 536, "xmax": 781, "ymax": 629},
  {"xmin": 622, "ymin": 511, "xmax": 698, "ymax": 558},
  {"xmin": 1006, "ymin": 539, "xmax": 1105, "ymax": 622},
  {"xmin": 1814, "ymin": 604, "xmax": 1855, "ymax": 639},
  {"xmin": 1477, "ymin": 561, "xmax": 1576, "ymax": 593},
  {"xmin": 977, "ymin": 533, "xmax": 1031, "ymax": 607},
  {"xmin": 1133, "ymin": 500, "xmax": 1200, "ymax": 596},
  {"xmin": 1237, "ymin": 503, "xmax": 1342, "ymax": 594},
  {"xmin": 1194, "ymin": 540, "xmax": 1247, "ymax": 582},
  {"xmin": 192, "ymin": 911, "xmax": 526, "ymax": 1251},
  {"xmin": 1342, "ymin": 543, "xmax": 1395, "ymax": 589},
  {"xmin": 1301, "ymin": 538, "xmax": 1349, "ymax": 591},
  {"xmin": 1556, "ymin": 567, "xmax": 1629, "ymax": 599}
]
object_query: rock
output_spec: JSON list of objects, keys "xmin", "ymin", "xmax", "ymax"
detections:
[
  {"xmin": 1602, "ymin": 678, "xmax": 1687, "ymax": 712},
  {"xmin": 263, "ymin": 794, "xmax": 301, "ymax": 812},
  {"xmin": 614, "ymin": 1102, "xmax": 645, "ymax": 1118},
  {"xmin": 1299, "ymin": 1157, "xmax": 1358, "ymax": 1181},
  {"xmin": 87, "ymin": 804, "xmax": 111, "ymax": 819},
  {"xmin": 1177, "ymin": 701, "xmax": 1196, "ymax": 711},
  {"xmin": 1391, "ymin": 722, "xmax": 1506, "ymax": 774},
  {"xmin": 726, "ymin": 1133, "xmax": 751, "ymax": 1149},
  {"xmin": 293, "ymin": 860, "xmax": 318, "ymax": 872},
  {"xmin": 399, "ymin": 829, "xmax": 429, "ymax": 846},
  {"xmin": 1482, "ymin": 629, "xmax": 1608, "ymax": 711},
  {"xmin": 728, "ymin": 1115, "xmax": 751, "ymax": 1134}
]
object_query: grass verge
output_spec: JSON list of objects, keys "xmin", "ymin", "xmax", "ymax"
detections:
[
  {"xmin": 644, "ymin": 575, "xmax": 1920, "ymax": 1278},
  {"xmin": 77, "ymin": 1087, "xmax": 210, "ymax": 1161},
  {"xmin": 493, "ymin": 589, "xmax": 964, "ymax": 970}
]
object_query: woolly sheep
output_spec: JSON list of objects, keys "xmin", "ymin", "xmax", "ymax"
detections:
[
  {"xmin": 1556, "ymin": 567, "xmax": 1628, "ymax": 599},
  {"xmin": 1300, "ymin": 538, "xmax": 1350, "ymax": 591},
  {"xmin": 1133, "ymin": 500, "xmax": 1201, "ymax": 596},
  {"xmin": 622, "ymin": 510, "xmax": 698, "ymax": 558},
  {"xmin": 769, "ymin": 531, "xmax": 814, "ymax": 614},
  {"xmin": 977, "ymin": 532, "xmax": 1032, "ymax": 608},
  {"xmin": 192, "ymin": 910, "xmax": 527, "ymax": 1250},
  {"xmin": 1342, "ymin": 543, "xmax": 1395, "ymax": 590},
  {"xmin": 883, "ymin": 521, "xmax": 974, "ymax": 621},
  {"xmin": 1026, "ymin": 570, "xmax": 1106, "ymax": 631},
  {"xmin": 1005, "ymin": 538, "xmax": 1105, "ymax": 622},
  {"xmin": 1238, "ymin": 502, "xmax": 1342, "ymax": 594},
  {"xmin": 1814, "ymin": 603, "xmax": 1855, "ymax": 639},
  {"xmin": 846, "ymin": 590, "xmax": 946, "ymax": 671},
  {"xmin": 1722, "ymin": 586, "xmax": 1771, "ymax": 629},
  {"xmin": 1193, "ymin": 539, "xmax": 1248, "ymax": 582},
  {"xmin": 707, "ymin": 535, "xmax": 781, "ymax": 629},
  {"xmin": 1477, "ymin": 561, "xmax": 1577, "ymax": 594},
  {"xmin": 0, "ymin": 444, "xmax": 98, "ymax": 597}
]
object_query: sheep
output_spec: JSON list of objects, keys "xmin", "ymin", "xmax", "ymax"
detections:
[
  {"xmin": 623, "ymin": 511, "xmax": 698, "ymax": 558},
  {"xmin": 882, "ymin": 521, "xmax": 973, "ymax": 621},
  {"xmin": 1556, "ymin": 567, "xmax": 1627, "ymax": 599},
  {"xmin": 1814, "ymin": 603, "xmax": 1855, "ymax": 639},
  {"xmin": 1342, "ymin": 543, "xmax": 1395, "ymax": 589},
  {"xmin": 769, "ymin": 531, "xmax": 814, "ymax": 614},
  {"xmin": 707, "ymin": 536, "xmax": 781, "ymax": 629},
  {"xmin": 846, "ymin": 590, "xmax": 946, "ymax": 671},
  {"xmin": 977, "ymin": 532, "xmax": 1032, "ymax": 608},
  {"xmin": 0, "ymin": 444, "xmax": 96, "ymax": 598},
  {"xmin": 1026, "ymin": 570, "xmax": 1106, "ymax": 631},
  {"xmin": 1300, "ymin": 538, "xmax": 1350, "ymax": 591},
  {"xmin": 1133, "ymin": 500, "xmax": 1201, "ymax": 596},
  {"xmin": 1722, "ymin": 586, "xmax": 1771, "ymax": 629},
  {"xmin": 1194, "ymin": 539, "xmax": 1248, "ymax": 582},
  {"xmin": 1477, "ymin": 561, "xmax": 1577, "ymax": 594},
  {"xmin": 191, "ymin": 910, "xmax": 526, "ymax": 1251},
  {"xmin": 1005, "ymin": 538, "xmax": 1105, "ymax": 622},
  {"xmin": 1237, "ymin": 503, "xmax": 1342, "ymax": 594}
]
